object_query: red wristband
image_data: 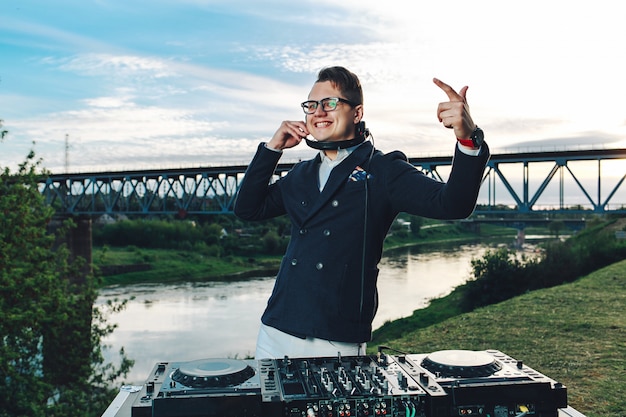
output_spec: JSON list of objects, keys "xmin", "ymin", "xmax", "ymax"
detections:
[{"xmin": 457, "ymin": 138, "xmax": 475, "ymax": 148}]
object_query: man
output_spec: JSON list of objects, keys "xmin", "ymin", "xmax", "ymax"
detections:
[{"xmin": 234, "ymin": 66, "xmax": 489, "ymax": 359}]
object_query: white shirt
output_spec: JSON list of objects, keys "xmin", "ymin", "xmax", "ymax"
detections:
[{"xmin": 317, "ymin": 146, "xmax": 358, "ymax": 191}]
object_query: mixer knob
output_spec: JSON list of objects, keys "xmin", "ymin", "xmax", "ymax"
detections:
[{"xmin": 419, "ymin": 372, "xmax": 427, "ymax": 381}]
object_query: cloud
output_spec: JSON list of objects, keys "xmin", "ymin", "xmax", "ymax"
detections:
[
  {"xmin": 506, "ymin": 132, "xmax": 626, "ymax": 152},
  {"xmin": 51, "ymin": 54, "xmax": 177, "ymax": 79},
  {"xmin": 2, "ymin": 50, "xmax": 318, "ymax": 172},
  {"xmin": 3, "ymin": 0, "xmax": 626, "ymax": 175}
]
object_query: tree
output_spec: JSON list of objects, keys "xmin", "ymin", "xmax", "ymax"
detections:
[
  {"xmin": 0, "ymin": 132, "xmax": 132, "ymax": 417},
  {"xmin": 262, "ymin": 230, "xmax": 281, "ymax": 254},
  {"xmin": 409, "ymin": 215, "xmax": 424, "ymax": 236},
  {"xmin": 548, "ymin": 220, "xmax": 565, "ymax": 238}
]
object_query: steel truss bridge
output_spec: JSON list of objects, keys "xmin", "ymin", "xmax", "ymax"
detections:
[{"xmin": 41, "ymin": 148, "xmax": 626, "ymax": 217}]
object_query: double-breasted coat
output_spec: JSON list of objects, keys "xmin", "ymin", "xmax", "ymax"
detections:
[{"xmin": 234, "ymin": 140, "xmax": 490, "ymax": 343}]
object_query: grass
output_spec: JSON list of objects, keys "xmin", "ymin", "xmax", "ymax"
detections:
[
  {"xmin": 94, "ymin": 246, "xmax": 280, "ymax": 286},
  {"xmin": 368, "ymin": 259, "xmax": 626, "ymax": 417},
  {"xmin": 371, "ymin": 287, "xmax": 466, "ymax": 343}
]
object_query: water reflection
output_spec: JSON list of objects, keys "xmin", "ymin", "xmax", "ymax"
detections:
[
  {"xmin": 97, "ymin": 242, "xmax": 532, "ymax": 384},
  {"xmin": 375, "ymin": 243, "xmax": 484, "ymax": 328},
  {"xmin": 98, "ymin": 279, "xmax": 274, "ymax": 384}
]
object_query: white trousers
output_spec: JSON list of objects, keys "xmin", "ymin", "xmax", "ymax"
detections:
[{"xmin": 255, "ymin": 323, "xmax": 366, "ymax": 359}]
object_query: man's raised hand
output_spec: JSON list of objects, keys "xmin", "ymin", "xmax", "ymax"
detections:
[{"xmin": 433, "ymin": 78, "xmax": 476, "ymax": 140}]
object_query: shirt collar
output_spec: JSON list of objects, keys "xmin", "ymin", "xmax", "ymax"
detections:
[{"xmin": 318, "ymin": 142, "xmax": 363, "ymax": 165}]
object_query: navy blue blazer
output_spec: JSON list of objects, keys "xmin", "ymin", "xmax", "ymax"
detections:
[{"xmin": 234, "ymin": 140, "xmax": 490, "ymax": 343}]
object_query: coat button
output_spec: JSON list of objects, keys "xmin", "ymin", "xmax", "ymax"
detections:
[
  {"xmin": 291, "ymin": 259, "xmax": 298, "ymax": 266},
  {"xmin": 299, "ymin": 229, "xmax": 307, "ymax": 235},
  {"xmin": 323, "ymin": 229, "xmax": 331, "ymax": 236},
  {"xmin": 301, "ymin": 201, "xmax": 307, "ymax": 206},
  {"xmin": 316, "ymin": 262, "xmax": 324, "ymax": 270},
  {"xmin": 331, "ymin": 200, "xmax": 339, "ymax": 207}
]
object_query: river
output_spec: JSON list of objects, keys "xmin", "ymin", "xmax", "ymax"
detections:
[{"xmin": 96, "ymin": 240, "xmax": 539, "ymax": 384}]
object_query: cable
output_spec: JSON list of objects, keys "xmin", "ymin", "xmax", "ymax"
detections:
[
  {"xmin": 377, "ymin": 345, "xmax": 409, "ymax": 356},
  {"xmin": 358, "ymin": 132, "xmax": 376, "ymax": 339}
]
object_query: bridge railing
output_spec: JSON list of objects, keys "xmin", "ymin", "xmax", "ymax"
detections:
[{"xmin": 41, "ymin": 148, "xmax": 626, "ymax": 216}]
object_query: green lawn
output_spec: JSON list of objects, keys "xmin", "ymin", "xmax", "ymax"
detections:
[{"xmin": 370, "ymin": 259, "xmax": 626, "ymax": 417}]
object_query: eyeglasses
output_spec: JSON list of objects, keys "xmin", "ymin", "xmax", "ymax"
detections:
[{"xmin": 300, "ymin": 97, "xmax": 357, "ymax": 114}]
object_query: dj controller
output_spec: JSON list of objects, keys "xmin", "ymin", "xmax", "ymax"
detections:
[{"xmin": 115, "ymin": 349, "xmax": 567, "ymax": 417}]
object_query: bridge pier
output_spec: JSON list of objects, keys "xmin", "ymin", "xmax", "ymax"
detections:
[
  {"xmin": 66, "ymin": 215, "xmax": 93, "ymax": 283},
  {"xmin": 515, "ymin": 228, "xmax": 525, "ymax": 247},
  {"xmin": 49, "ymin": 215, "xmax": 93, "ymax": 283}
]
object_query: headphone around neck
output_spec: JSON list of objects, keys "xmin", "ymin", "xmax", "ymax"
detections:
[{"xmin": 305, "ymin": 121, "xmax": 370, "ymax": 150}]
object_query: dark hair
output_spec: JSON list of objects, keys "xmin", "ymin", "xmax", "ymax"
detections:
[{"xmin": 316, "ymin": 66, "xmax": 363, "ymax": 105}]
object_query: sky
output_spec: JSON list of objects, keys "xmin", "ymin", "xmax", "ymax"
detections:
[{"xmin": 1, "ymin": 0, "xmax": 626, "ymax": 174}]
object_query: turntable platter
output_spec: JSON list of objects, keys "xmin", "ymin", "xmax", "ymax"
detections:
[
  {"xmin": 171, "ymin": 358, "xmax": 256, "ymax": 388},
  {"xmin": 420, "ymin": 350, "xmax": 502, "ymax": 378}
]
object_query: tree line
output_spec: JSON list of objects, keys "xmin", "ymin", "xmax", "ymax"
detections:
[{"xmin": 93, "ymin": 214, "xmax": 293, "ymax": 256}]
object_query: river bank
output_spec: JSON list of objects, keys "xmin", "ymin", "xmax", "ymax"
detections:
[{"xmin": 95, "ymin": 222, "xmax": 527, "ymax": 286}]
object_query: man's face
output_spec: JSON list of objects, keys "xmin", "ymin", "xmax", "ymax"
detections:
[{"xmin": 306, "ymin": 81, "xmax": 362, "ymax": 143}]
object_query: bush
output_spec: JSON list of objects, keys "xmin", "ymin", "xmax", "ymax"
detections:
[
  {"xmin": 460, "ymin": 219, "xmax": 626, "ymax": 312},
  {"xmin": 460, "ymin": 248, "xmax": 537, "ymax": 311}
]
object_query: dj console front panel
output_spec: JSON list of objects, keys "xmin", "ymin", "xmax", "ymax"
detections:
[{"xmin": 119, "ymin": 350, "xmax": 567, "ymax": 417}]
